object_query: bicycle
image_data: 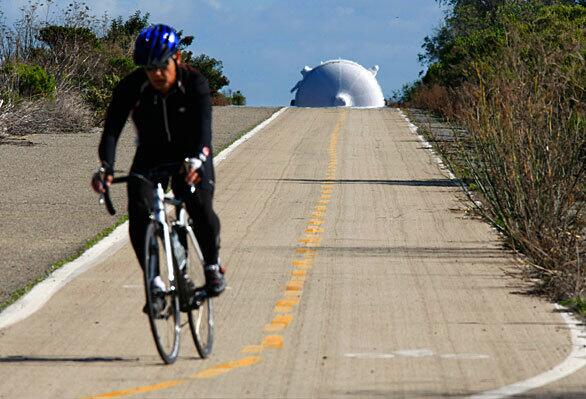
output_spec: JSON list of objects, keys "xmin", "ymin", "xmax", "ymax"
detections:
[{"xmin": 98, "ymin": 161, "xmax": 214, "ymax": 364}]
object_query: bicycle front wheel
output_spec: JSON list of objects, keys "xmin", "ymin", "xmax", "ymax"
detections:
[
  {"xmin": 184, "ymin": 226, "xmax": 214, "ymax": 358},
  {"xmin": 144, "ymin": 222, "xmax": 180, "ymax": 364}
]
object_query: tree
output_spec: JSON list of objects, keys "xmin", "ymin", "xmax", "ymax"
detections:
[
  {"xmin": 38, "ymin": 25, "xmax": 99, "ymax": 49},
  {"xmin": 220, "ymin": 88, "xmax": 246, "ymax": 105},
  {"xmin": 105, "ymin": 10, "xmax": 150, "ymax": 54},
  {"xmin": 181, "ymin": 52, "xmax": 229, "ymax": 94},
  {"xmin": 230, "ymin": 90, "xmax": 246, "ymax": 106},
  {"xmin": 420, "ymin": 0, "xmax": 586, "ymax": 87}
]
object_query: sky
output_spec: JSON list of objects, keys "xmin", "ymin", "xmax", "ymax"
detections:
[{"xmin": 1, "ymin": 0, "xmax": 446, "ymax": 106}]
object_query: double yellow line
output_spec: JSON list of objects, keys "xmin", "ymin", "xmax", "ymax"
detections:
[
  {"xmin": 239, "ymin": 109, "xmax": 346, "ymax": 355},
  {"xmin": 85, "ymin": 109, "xmax": 347, "ymax": 399}
]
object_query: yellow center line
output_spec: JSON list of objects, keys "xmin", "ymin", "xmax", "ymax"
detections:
[
  {"xmin": 292, "ymin": 259, "xmax": 313, "ymax": 268},
  {"xmin": 261, "ymin": 335, "xmax": 285, "ymax": 349},
  {"xmin": 295, "ymin": 247, "xmax": 317, "ymax": 254},
  {"xmin": 286, "ymin": 281, "xmax": 304, "ymax": 292},
  {"xmin": 242, "ymin": 345, "xmax": 264, "ymax": 354},
  {"xmin": 83, "ymin": 380, "xmax": 185, "ymax": 399},
  {"xmin": 84, "ymin": 109, "xmax": 347, "ymax": 399},
  {"xmin": 192, "ymin": 356, "xmax": 262, "ymax": 379}
]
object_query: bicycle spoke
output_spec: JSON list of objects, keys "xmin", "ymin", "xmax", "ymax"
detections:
[
  {"xmin": 144, "ymin": 222, "xmax": 180, "ymax": 364},
  {"xmin": 184, "ymin": 226, "xmax": 214, "ymax": 358}
]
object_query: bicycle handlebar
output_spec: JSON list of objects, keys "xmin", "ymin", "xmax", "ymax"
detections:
[
  {"xmin": 101, "ymin": 176, "xmax": 128, "ymax": 215},
  {"xmin": 99, "ymin": 159, "xmax": 200, "ymax": 216},
  {"xmin": 102, "ymin": 185, "xmax": 116, "ymax": 215}
]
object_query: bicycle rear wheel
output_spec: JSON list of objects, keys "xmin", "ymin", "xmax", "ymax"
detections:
[
  {"xmin": 184, "ymin": 226, "xmax": 214, "ymax": 358},
  {"xmin": 144, "ymin": 222, "xmax": 180, "ymax": 364}
]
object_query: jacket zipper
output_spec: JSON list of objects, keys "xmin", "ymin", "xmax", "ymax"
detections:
[{"xmin": 161, "ymin": 96, "xmax": 171, "ymax": 142}]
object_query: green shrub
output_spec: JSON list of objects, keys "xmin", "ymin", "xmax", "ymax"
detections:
[
  {"xmin": 108, "ymin": 56, "xmax": 136, "ymax": 76},
  {"xmin": 230, "ymin": 90, "xmax": 246, "ymax": 106},
  {"xmin": 105, "ymin": 10, "xmax": 150, "ymax": 50},
  {"xmin": 183, "ymin": 53, "xmax": 230, "ymax": 94},
  {"xmin": 560, "ymin": 297, "xmax": 586, "ymax": 317},
  {"xmin": 14, "ymin": 64, "xmax": 56, "ymax": 98},
  {"xmin": 38, "ymin": 25, "xmax": 100, "ymax": 49},
  {"xmin": 83, "ymin": 73, "xmax": 122, "ymax": 118},
  {"xmin": 0, "ymin": 3, "xmax": 243, "ymax": 123}
]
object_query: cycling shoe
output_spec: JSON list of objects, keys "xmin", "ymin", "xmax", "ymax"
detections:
[{"xmin": 204, "ymin": 263, "xmax": 226, "ymax": 297}]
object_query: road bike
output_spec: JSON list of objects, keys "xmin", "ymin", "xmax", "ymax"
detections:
[{"xmin": 99, "ymin": 163, "xmax": 213, "ymax": 364}]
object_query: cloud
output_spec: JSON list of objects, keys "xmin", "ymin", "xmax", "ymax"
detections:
[
  {"xmin": 335, "ymin": 6, "xmax": 354, "ymax": 17},
  {"xmin": 0, "ymin": 0, "xmax": 445, "ymax": 105},
  {"xmin": 204, "ymin": 0, "xmax": 222, "ymax": 11}
]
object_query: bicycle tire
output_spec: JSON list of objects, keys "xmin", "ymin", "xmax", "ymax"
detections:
[
  {"xmin": 144, "ymin": 222, "xmax": 180, "ymax": 364},
  {"xmin": 184, "ymin": 226, "xmax": 214, "ymax": 358}
]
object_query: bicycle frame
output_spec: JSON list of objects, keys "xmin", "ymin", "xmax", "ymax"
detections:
[
  {"xmin": 152, "ymin": 183, "xmax": 177, "ymax": 286},
  {"xmin": 98, "ymin": 164, "xmax": 215, "ymax": 362},
  {"xmin": 176, "ymin": 209, "xmax": 205, "ymax": 269},
  {"xmin": 101, "ymin": 167, "xmax": 205, "ymax": 288}
]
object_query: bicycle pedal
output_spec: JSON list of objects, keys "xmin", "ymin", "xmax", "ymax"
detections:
[{"xmin": 188, "ymin": 288, "xmax": 208, "ymax": 310}]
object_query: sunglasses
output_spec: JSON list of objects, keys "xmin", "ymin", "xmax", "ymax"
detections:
[
  {"xmin": 144, "ymin": 65, "xmax": 167, "ymax": 72},
  {"xmin": 143, "ymin": 55, "xmax": 176, "ymax": 72}
]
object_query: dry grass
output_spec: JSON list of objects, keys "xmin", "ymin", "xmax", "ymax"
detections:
[
  {"xmin": 448, "ymin": 30, "xmax": 585, "ymax": 299},
  {"xmin": 0, "ymin": 1, "xmax": 107, "ymax": 141},
  {"xmin": 408, "ymin": 84, "xmax": 457, "ymax": 118},
  {"xmin": 0, "ymin": 88, "xmax": 94, "ymax": 137}
]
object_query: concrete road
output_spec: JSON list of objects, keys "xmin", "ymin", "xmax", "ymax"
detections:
[
  {"xmin": 0, "ymin": 108, "xmax": 584, "ymax": 398},
  {"xmin": 0, "ymin": 106, "xmax": 277, "ymax": 305}
]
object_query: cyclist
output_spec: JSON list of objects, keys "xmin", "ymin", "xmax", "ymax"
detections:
[{"xmin": 91, "ymin": 24, "xmax": 226, "ymax": 308}]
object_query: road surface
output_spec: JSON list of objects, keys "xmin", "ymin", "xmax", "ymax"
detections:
[
  {"xmin": 0, "ymin": 108, "xmax": 584, "ymax": 398},
  {"xmin": 0, "ymin": 106, "xmax": 278, "ymax": 305}
]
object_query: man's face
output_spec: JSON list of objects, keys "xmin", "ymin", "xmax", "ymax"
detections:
[{"xmin": 145, "ymin": 53, "xmax": 179, "ymax": 94}]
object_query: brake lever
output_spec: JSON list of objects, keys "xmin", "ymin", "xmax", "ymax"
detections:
[
  {"xmin": 184, "ymin": 157, "xmax": 203, "ymax": 194},
  {"xmin": 97, "ymin": 167, "xmax": 116, "ymax": 215}
]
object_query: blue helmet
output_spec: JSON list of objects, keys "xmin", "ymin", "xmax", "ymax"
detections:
[{"xmin": 133, "ymin": 24, "xmax": 180, "ymax": 68}]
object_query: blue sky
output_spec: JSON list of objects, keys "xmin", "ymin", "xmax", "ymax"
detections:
[{"xmin": 1, "ymin": 0, "xmax": 446, "ymax": 106}]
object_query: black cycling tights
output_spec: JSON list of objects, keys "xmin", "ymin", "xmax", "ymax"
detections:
[{"xmin": 127, "ymin": 174, "xmax": 220, "ymax": 269}]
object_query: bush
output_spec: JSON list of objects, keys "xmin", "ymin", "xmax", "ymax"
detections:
[
  {"xmin": 211, "ymin": 92, "xmax": 231, "ymax": 106},
  {"xmin": 453, "ymin": 21, "xmax": 585, "ymax": 299},
  {"xmin": 12, "ymin": 64, "xmax": 56, "ymax": 98},
  {"xmin": 83, "ymin": 73, "xmax": 122, "ymax": 119},
  {"xmin": 105, "ymin": 10, "xmax": 150, "ymax": 51},
  {"xmin": 408, "ymin": 83, "xmax": 454, "ymax": 117},
  {"xmin": 411, "ymin": 2, "xmax": 586, "ymax": 300},
  {"xmin": 38, "ymin": 25, "xmax": 100, "ymax": 50},
  {"xmin": 0, "ymin": 89, "xmax": 93, "ymax": 136},
  {"xmin": 183, "ymin": 53, "xmax": 230, "ymax": 94},
  {"xmin": 108, "ymin": 56, "xmax": 136, "ymax": 76},
  {"xmin": 0, "ymin": 3, "xmax": 243, "ymax": 129},
  {"xmin": 219, "ymin": 88, "xmax": 246, "ymax": 106},
  {"xmin": 230, "ymin": 90, "xmax": 246, "ymax": 106}
]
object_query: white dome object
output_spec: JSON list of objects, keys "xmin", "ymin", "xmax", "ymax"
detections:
[{"xmin": 290, "ymin": 59, "xmax": 385, "ymax": 108}]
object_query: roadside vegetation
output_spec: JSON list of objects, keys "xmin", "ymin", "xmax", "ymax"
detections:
[
  {"xmin": 396, "ymin": 0, "xmax": 585, "ymax": 311},
  {"xmin": 0, "ymin": 1, "xmax": 246, "ymax": 141}
]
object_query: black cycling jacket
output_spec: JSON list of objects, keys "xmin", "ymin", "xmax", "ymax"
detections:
[{"xmin": 98, "ymin": 64, "xmax": 215, "ymax": 191}]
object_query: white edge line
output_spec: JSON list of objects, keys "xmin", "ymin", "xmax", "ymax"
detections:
[
  {"xmin": 0, "ymin": 106, "xmax": 288, "ymax": 331},
  {"xmin": 468, "ymin": 306, "xmax": 586, "ymax": 399},
  {"xmin": 0, "ymin": 223, "xmax": 129, "ymax": 330},
  {"xmin": 397, "ymin": 108, "xmax": 586, "ymax": 396},
  {"xmin": 397, "ymin": 108, "xmax": 456, "ymax": 180},
  {"xmin": 213, "ymin": 107, "xmax": 288, "ymax": 166},
  {"xmin": 397, "ymin": 109, "xmax": 483, "ymax": 206}
]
